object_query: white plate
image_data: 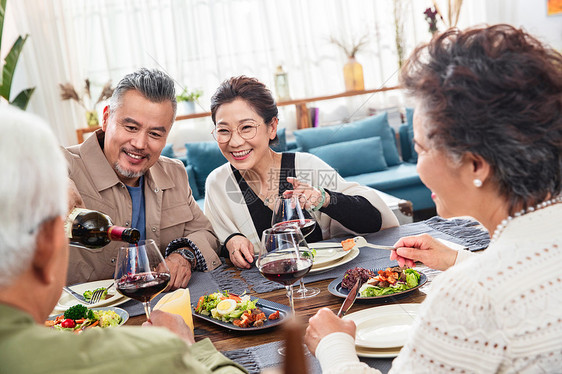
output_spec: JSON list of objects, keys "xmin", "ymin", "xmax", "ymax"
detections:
[
  {"xmin": 355, "ymin": 345, "xmax": 402, "ymax": 358},
  {"xmin": 307, "ymin": 243, "xmax": 349, "ymax": 266},
  {"xmin": 52, "ymin": 279, "xmax": 129, "ymax": 314},
  {"xmin": 309, "ymin": 247, "xmax": 360, "ymax": 274},
  {"xmin": 343, "ymin": 303, "xmax": 420, "ymax": 349}
]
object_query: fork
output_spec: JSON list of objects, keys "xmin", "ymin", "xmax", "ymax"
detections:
[
  {"xmin": 353, "ymin": 236, "xmax": 395, "ymax": 251},
  {"xmin": 89, "ymin": 282, "xmax": 113, "ymax": 304}
]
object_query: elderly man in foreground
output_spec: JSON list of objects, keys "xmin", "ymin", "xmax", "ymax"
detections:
[{"xmin": 0, "ymin": 107, "xmax": 246, "ymax": 373}]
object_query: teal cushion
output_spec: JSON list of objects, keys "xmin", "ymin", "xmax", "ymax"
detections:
[
  {"xmin": 293, "ymin": 112, "xmax": 401, "ymax": 166},
  {"xmin": 270, "ymin": 128, "xmax": 287, "ymax": 152},
  {"xmin": 309, "ymin": 137, "xmax": 388, "ymax": 178},
  {"xmin": 185, "ymin": 164, "xmax": 201, "ymax": 200},
  {"xmin": 405, "ymin": 107, "xmax": 417, "ymax": 163},
  {"xmin": 161, "ymin": 143, "xmax": 175, "ymax": 158},
  {"xmin": 185, "ymin": 141, "xmax": 228, "ymax": 196}
]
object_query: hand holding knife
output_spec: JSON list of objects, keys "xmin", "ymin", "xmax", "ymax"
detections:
[{"xmin": 337, "ymin": 278, "xmax": 362, "ymax": 317}]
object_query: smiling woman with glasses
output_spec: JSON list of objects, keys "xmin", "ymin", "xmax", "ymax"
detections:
[{"xmin": 203, "ymin": 76, "xmax": 399, "ymax": 270}]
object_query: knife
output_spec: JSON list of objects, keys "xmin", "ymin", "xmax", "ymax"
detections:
[
  {"xmin": 62, "ymin": 286, "xmax": 87, "ymax": 303},
  {"xmin": 337, "ymin": 278, "xmax": 361, "ymax": 317}
]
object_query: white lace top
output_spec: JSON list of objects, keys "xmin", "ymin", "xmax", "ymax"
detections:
[{"xmin": 316, "ymin": 203, "xmax": 562, "ymax": 373}]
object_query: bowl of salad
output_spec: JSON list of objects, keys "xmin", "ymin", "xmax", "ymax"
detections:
[{"xmin": 46, "ymin": 305, "xmax": 128, "ymax": 333}]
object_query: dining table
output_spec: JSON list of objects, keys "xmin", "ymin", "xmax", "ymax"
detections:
[{"xmin": 123, "ymin": 216, "xmax": 489, "ymax": 374}]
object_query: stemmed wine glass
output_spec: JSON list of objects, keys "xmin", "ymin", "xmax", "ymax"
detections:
[
  {"xmin": 271, "ymin": 195, "xmax": 321, "ymax": 298},
  {"xmin": 257, "ymin": 226, "xmax": 313, "ymax": 315},
  {"xmin": 114, "ymin": 239, "xmax": 171, "ymax": 320}
]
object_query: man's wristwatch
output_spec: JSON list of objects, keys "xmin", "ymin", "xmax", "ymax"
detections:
[{"xmin": 172, "ymin": 248, "xmax": 196, "ymax": 270}]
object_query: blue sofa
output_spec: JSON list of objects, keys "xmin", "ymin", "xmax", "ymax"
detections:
[{"xmin": 163, "ymin": 110, "xmax": 434, "ymax": 212}]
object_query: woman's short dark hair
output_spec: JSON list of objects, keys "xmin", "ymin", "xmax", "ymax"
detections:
[
  {"xmin": 210, "ymin": 76, "xmax": 279, "ymax": 144},
  {"xmin": 400, "ymin": 24, "xmax": 562, "ymax": 214}
]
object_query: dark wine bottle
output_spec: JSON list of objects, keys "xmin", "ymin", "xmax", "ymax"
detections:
[{"xmin": 65, "ymin": 208, "xmax": 140, "ymax": 249}]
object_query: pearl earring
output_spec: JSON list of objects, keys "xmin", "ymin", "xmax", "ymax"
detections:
[{"xmin": 473, "ymin": 179, "xmax": 483, "ymax": 188}]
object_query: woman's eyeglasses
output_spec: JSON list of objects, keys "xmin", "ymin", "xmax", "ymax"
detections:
[{"xmin": 211, "ymin": 121, "xmax": 261, "ymax": 144}]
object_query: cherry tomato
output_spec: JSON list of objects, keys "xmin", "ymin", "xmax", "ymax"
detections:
[{"xmin": 61, "ymin": 318, "xmax": 76, "ymax": 328}]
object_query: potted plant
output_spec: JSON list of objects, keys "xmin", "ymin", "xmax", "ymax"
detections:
[
  {"xmin": 176, "ymin": 87, "xmax": 202, "ymax": 115},
  {"xmin": 59, "ymin": 79, "xmax": 114, "ymax": 127},
  {"xmin": 0, "ymin": 0, "xmax": 35, "ymax": 109}
]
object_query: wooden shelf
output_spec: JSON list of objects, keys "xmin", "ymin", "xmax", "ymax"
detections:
[
  {"xmin": 76, "ymin": 86, "xmax": 401, "ymax": 143},
  {"xmin": 174, "ymin": 86, "xmax": 401, "ymax": 130},
  {"xmin": 76, "ymin": 126, "xmax": 101, "ymax": 143}
]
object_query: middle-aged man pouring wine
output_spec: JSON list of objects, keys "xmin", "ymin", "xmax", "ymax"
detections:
[
  {"xmin": 63, "ymin": 68, "xmax": 221, "ymax": 290},
  {"xmin": 0, "ymin": 106, "xmax": 246, "ymax": 373}
]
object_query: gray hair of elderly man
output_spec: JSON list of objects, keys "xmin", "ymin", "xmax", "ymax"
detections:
[
  {"xmin": 0, "ymin": 106, "xmax": 67, "ymax": 286},
  {"xmin": 108, "ymin": 67, "xmax": 177, "ymax": 118}
]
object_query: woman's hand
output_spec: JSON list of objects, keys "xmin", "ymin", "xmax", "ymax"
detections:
[
  {"xmin": 391, "ymin": 233, "xmax": 458, "ymax": 271},
  {"xmin": 285, "ymin": 177, "xmax": 330, "ymax": 210},
  {"xmin": 304, "ymin": 307, "xmax": 356, "ymax": 356},
  {"xmin": 226, "ymin": 236, "xmax": 254, "ymax": 269}
]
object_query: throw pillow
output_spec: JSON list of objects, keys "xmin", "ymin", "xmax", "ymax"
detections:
[
  {"xmin": 185, "ymin": 164, "xmax": 201, "ymax": 200},
  {"xmin": 293, "ymin": 112, "xmax": 401, "ymax": 166},
  {"xmin": 308, "ymin": 137, "xmax": 388, "ymax": 178},
  {"xmin": 161, "ymin": 143, "xmax": 175, "ymax": 158},
  {"xmin": 405, "ymin": 107, "xmax": 418, "ymax": 163},
  {"xmin": 270, "ymin": 127, "xmax": 287, "ymax": 152},
  {"xmin": 185, "ymin": 141, "xmax": 228, "ymax": 196}
]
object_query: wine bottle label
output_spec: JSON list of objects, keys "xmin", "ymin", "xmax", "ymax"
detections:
[
  {"xmin": 107, "ymin": 226, "xmax": 125, "ymax": 241},
  {"xmin": 64, "ymin": 207, "xmax": 91, "ymax": 238}
]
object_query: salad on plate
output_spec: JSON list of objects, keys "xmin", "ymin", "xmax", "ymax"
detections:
[
  {"xmin": 194, "ymin": 291, "xmax": 280, "ymax": 328},
  {"xmin": 45, "ymin": 305, "xmax": 124, "ymax": 333}
]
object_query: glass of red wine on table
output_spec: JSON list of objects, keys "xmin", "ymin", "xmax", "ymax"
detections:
[
  {"xmin": 271, "ymin": 195, "xmax": 320, "ymax": 298},
  {"xmin": 258, "ymin": 226, "xmax": 313, "ymax": 355},
  {"xmin": 114, "ymin": 239, "xmax": 171, "ymax": 320},
  {"xmin": 258, "ymin": 226, "xmax": 313, "ymax": 314}
]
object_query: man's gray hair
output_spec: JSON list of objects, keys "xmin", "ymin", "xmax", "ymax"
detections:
[
  {"xmin": 109, "ymin": 68, "xmax": 177, "ymax": 117},
  {"xmin": 0, "ymin": 106, "xmax": 67, "ymax": 286}
]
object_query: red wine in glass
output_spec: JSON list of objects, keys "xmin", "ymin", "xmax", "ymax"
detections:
[
  {"xmin": 273, "ymin": 219, "xmax": 316, "ymax": 237},
  {"xmin": 114, "ymin": 239, "xmax": 170, "ymax": 320},
  {"xmin": 259, "ymin": 258, "xmax": 312, "ymax": 286},
  {"xmin": 116, "ymin": 272, "xmax": 171, "ymax": 303}
]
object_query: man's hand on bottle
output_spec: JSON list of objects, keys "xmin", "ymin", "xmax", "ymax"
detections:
[{"xmin": 164, "ymin": 253, "xmax": 192, "ymax": 291}]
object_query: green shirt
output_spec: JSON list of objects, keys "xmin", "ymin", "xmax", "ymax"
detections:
[{"xmin": 0, "ymin": 304, "xmax": 246, "ymax": 374}]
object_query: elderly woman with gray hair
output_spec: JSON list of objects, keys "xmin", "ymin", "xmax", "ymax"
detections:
[{"xmin": 304, "ymin": 24, "xmax": 562, "ymax": 373}]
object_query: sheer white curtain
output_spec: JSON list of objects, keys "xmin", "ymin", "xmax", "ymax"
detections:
[{"xmin": 10, "ymin": 0, "xmax": 483, "ymax": 145}]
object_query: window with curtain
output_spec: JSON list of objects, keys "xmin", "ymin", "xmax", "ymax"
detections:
[{"xmin": 10, "ymin": 0, "xmax": 484, "ymax": 145}]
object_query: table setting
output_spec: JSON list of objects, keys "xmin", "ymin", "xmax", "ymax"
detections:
[{"xmin": 54, "ymin": 216, "xmax": 488, "ymax": 373}]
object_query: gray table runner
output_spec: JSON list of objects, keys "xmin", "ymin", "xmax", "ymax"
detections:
[{"xmin": 223, "ymin": 340, "xmax": 393, "ymax": 374}]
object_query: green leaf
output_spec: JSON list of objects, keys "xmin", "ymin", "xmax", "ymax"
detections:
[
  {"xmin": 11, "ymin": 87, "xmax": 35, "ymax": 110},
  {"xmin": 0, "ymin": 35, "xmax": 28, "ymax": 100}
]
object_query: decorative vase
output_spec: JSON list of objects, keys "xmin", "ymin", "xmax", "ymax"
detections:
[
  {"xmin": 178, "ymin": 101, "xmax": 195, "ymax": 115},
  {"xmin": 343, "ymin": 57, "xmax": 365, "ymax": 91},
  {"xmin": 85, "ymin": 110, "xmax": 99, "ymax": 127}
]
